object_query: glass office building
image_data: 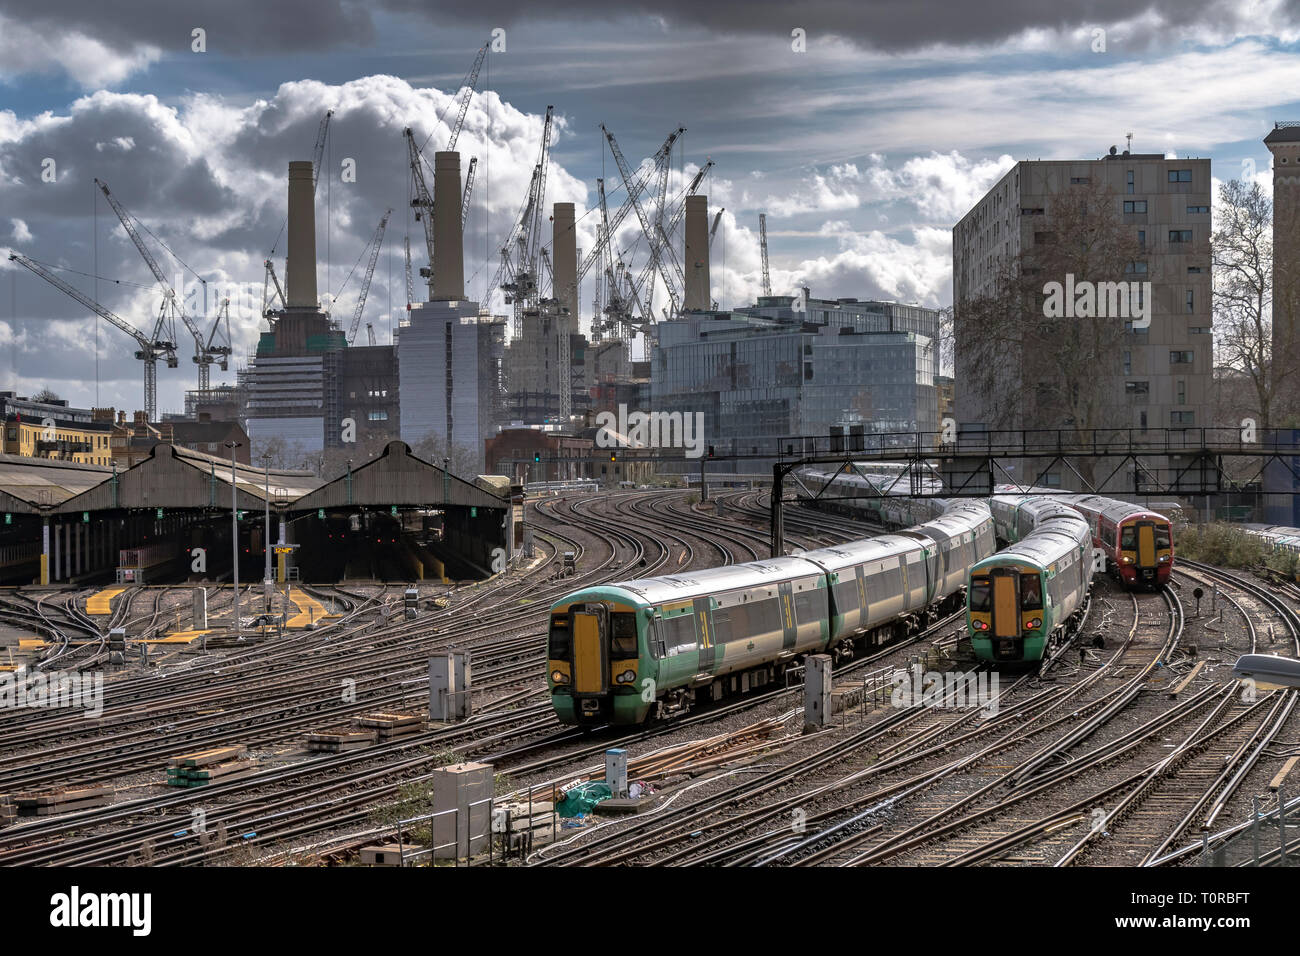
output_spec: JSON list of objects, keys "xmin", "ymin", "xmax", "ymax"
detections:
[{"xmin": 651, "ymin": 297, "xmax": 940, "ymax": 470}]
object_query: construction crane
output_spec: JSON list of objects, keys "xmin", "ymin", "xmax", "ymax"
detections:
[
  {"xmin": 9, "ymin": 253, "xmax": 177, "ymax": 420},
  {"xmin": 601, "ymin": 124, "xmax": 684, "ymax": 319},
  {"xmin": 345, "ymin": 209, "xmax": 392, "ymax": 345},
  {"xmin": 445, "ymin": 43, "xmax": 488, "ymax": 153},
  {"xmin": 311, "ymin": 110, "xmax": 334, "ymax": 194},
  {"xmin": 759, "ymin": 212, "xmax": 772, "ymax": 296},
  {"xmin": 710, "ymin": 209, "xmax": 724, "ymax": 248},
  {"xmin": 492, "ymin": 105, "xmax": 555, "ymax": 340},
  {"xmin": 403, "ymin": 236, "xmax": 414, "ymax": 312},
  {"xmin": 576, "ymin": 127, "xmax": 684, "ymax": 289},
  {"xmin": 263, "ymin": 259, "xmax": 287, "ymax": 317},
  {"xmin": 405, "ymin": 127, "xmax": 437, "ymax": 299},
  {"xmin": 625, "ymin": 158, "xmax": 714, "ymax": 333},
  {"xmin": 94, "ymin": 178, "xmax": 231, "ymax": 392},
  {"xmin": 462, "ymin": 156, "xmax": 477, "ymax": 229}
]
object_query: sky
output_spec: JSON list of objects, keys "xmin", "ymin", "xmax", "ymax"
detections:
[{"xmin": 1, "ymin": 0, "xmax": 1298, "ymax": 416}]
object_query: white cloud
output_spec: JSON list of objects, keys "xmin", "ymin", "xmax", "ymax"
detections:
[
  {"xmin": 0, "ymin": 13, "xmax": 160, "ymax": 89},
  {"xmin": 9, "ymin": 218, "xmax": 32, "ymax": 242}
]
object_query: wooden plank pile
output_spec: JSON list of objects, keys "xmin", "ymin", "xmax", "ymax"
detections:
[
  {"xmin": 166, "ymin": 747, "xmax": 258, "ymax": 788},
  {"xmin": 354, "ymin": 712, "xmax": 425, "ymax": 740},
  {"xmin": 305, "ymin": 728, "xmax": 378, "ymax": 753},
  {"xmin": 13, "ymin": 784, "xmax": 114, "ymax": 816}
]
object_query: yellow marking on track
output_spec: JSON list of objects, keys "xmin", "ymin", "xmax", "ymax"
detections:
[
  {"xmin": 18, "ymin": 638, "xmax": 47, "ymax": 649},
  {"xmin": 86, "ymin": 587, "xmax": 126, "ymax": 615},
  {"xmin": 143, "ymin": 629, "xmax": 210, "ymax": 645},
  {"xmin": 284, "ymin": 590, "xmax": 339, "ymax": 628}
]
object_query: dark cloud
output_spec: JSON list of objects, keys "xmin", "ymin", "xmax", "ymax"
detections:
[
  {"xmin": 386, "ymin": 0, "xmax": 1300, "ymax": 49},
  {"xmin": 0, "ymin": 0, "xmax": 373, "ymax": 55}
]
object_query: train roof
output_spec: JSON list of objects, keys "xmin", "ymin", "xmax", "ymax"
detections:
[
  {"xmin": 798, "ymin": 534, "xmax": 928, "ymax": 570},
  {"xmin": 599, "ymin": 554, "xmax": 829, "ymax": 606},
  {"xmin": 974, "ymin": 518, "xmax": 1090, "ymax": 570},
  {"xmin": 1063, "ymin": 495, "xmax": 1171, "ymax": 524}
]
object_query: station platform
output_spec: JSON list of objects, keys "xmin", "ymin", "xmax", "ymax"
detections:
[{"xmin": 285, "ymin": 590, "xmax": 339, "ymax": 628}]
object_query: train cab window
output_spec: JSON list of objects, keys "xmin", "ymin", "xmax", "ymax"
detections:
[
  {"xmin": 1155, "ymin": 526, "xmax": 1171, "ymax": 549},
  {"xmin": 1120, "ymin": 527, "xmax": 1136, "ymax": 549},
  {"xmin": 969, "ymin": 577, "xmax": 992, "ymax": 611},
  {"xmin": 547, "ymin": 615, "xmax": 571, "ymax": 658},
  {"xmin": 610, "ymin": 612, "xmax": 639, "ymax": 657},
  {"xmin": 1019, "ymin": 574, "xmax": 1043, "ymax": 609}
]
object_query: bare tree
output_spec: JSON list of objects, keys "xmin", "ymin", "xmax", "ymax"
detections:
[
  {"xmin": 1212, "ymin": 178, "xmax": 1291, "ymax": 428},
  {"xmin": 31, "ymin": 387, "xmax": 61, "ymax": 404},
  {"xmin": 409, "ymin": 433, "xmax": 482, "ymax": 477}
]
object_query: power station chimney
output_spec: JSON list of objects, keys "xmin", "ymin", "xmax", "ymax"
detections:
[
  {"xmin": 285, "ymin": 161, "xmax": 318, "ymax": 309},
  {"xmin": 432, "ymin": 151, "xmax": 464, "ymax": 300},
  {"xmin": 553, "ymin": 202, "xmax": 578, "ymax": 327},
  {"xmin": 684, "ymin": 195, "xmax": 710, "ymax": 311}
]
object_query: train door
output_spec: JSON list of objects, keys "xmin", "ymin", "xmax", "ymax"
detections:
[
  {"xmin": 1136, "ymin": 522, "xmax": 1156, "ymax": 568},
  {"xmin": 571, "ymin": 605, "xmax": 609, "ymax": 694},
  {"xmin": 777, "ymin": 582, "xmax": 797, "ymax": 652},
  {"xmin": 693, "ymin": 596, "xmax": 715, "ymax": 672},
  {"xmin": 991, "ymin": 569, "xmax": 1019, "ymax": 638}
]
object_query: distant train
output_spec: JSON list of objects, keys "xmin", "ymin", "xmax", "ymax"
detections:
[
  {"xmin": 547, "ymin": 497, "xmax": 996, "ymax": 725},
  {"xmin": 1060, "ymin": 495, "xmax": 1174, "ymax": 589},
  {"xmin": 967, "ymin": 495, "xmax": 1093, "ymax": 662}
]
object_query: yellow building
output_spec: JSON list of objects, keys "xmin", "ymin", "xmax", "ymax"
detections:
[{"xmin": 1, "ymin": 393, "xmax": 116, "ymax": 465}]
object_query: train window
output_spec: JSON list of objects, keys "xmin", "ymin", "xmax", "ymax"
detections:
[
  {"xmin": 1120, "ymin": 526, "xmax": 1136, "ymax": 549},
  {"xmin": 1155, "ymin": 526, "xmax": 1171, "ymax": 549},
  {"xmin": 969, "ymin": 577, "xmax": 991, "ymax": 611},
  {"xmin": 610, "ymin": 613, "xmax": 639, "ymax": 657},
  {"xmin": 547, "ymin": 615, "xmax": 571, "ymax": 658},
  {"xmin": 794, "ymin": 589, "xmax": 820, "ymax": 624},
  {"xmin": 1020, "ymin": 574, "xmax": 1043, "ymax": 609},
  {"xmin": 660, "ymin": 614, "xmax": 697, "ymax": 654}
]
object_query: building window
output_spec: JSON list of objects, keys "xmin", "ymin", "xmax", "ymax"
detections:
[
  {"xmin": 1185, "ymin": 289, "xmax": 1194, "ymax": 313},
  {"xmin": 1168, "ymin": 169, "xmax": 1192, "ymax": 182},
  {"xmin": 1171, "ymin": 411, "xmax": 1195, "ymax": 425},
  {"xmin": 1139, "ymin": 410, "xmax": 1148, "ymax": 429},
  {"xmin": 1125, "ymin": 260, "xmax": 1148, "ymax": 274},
  {"xmin": 1070, "ymin": 177, "xmax": 1091, "ymax": 184},
  {"xmin": 1126, "ymin": 170, "xmax": 1135, "ymax": 194},
  {"xmin": 1125, "ymin": 381, "xmax": 1150, "ymax": 397},
  {"xmin": 1188, "ymin": 266, "xmax": 1204, "ymax": 274},
  {"xmin": 1170, "ymin": 350, "xmax": 1194, "ymax": 364},
  {"xmin": 1187, "ymin": 205, "xmax": 1209, "ymax": 214},
  {"xmin": 1042, "ymin": 473, "xmax": 1062, "ymax": 487},
  {"xmin": 1177, "ymin": 380, "xmax": 1186, "ymax": 404},
  {"xmin": 1123, "ymin": 200, "xmax": 1148, "ymax": 213},
  {"xmin": 1169, "ymin": 229, "xmax": 1193, "ymax": 243},
  {"xmin": 368, "ymin": 410, "xmax": 388, "ymax": 421},
  {"xmin": 1021, "ymin": 207, "xmax": 1045, "ymax": 215},
  {"xmin": 1122, "ymin": 350, "xmax": 1132, "ymax": 375},
  {"xmin": 1137, "ymin": 230, "xmax": 1146, "ymax": 247}
]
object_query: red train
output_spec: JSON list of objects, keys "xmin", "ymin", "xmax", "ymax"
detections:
[{"xmin": 1063, "ymin": 495, "xmax": 1174, "ymax": 589}]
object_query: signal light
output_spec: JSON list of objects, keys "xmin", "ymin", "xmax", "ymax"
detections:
[
  {"xmin": 610, "ymin": 452, "xmax": 617, "ymax": 462},
  {"xmin": 534, "ymin": 453, "xmax": 541, "ymax": 463},
  {"xmin": 708, "ymin": 445, "xmax": 715, "ymax": 458}
]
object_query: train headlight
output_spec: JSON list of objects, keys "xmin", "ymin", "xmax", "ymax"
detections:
[
  {"xmin": 551, "ymin": 670, "xmax": 569, "ymax": 684},
  {"xmin": 1121, "ymin": 555, "xmax": 1135, "ymax": 565},
  {"xmin": 972, "ymin": 620, "xmax": 988, "ymax": 631},
  {"xmin": 616, "ymin": 669, "xmax": 636, "ymax": 684},
  {"xmin": 1158, "ymin": 554, "xmax": 1171, "ymax": 563},
  {"xmin": 1027, "ymin": 619, "xmax": 1041, "ymax": 630}
]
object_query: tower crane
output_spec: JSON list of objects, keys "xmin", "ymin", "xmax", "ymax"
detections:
[
  {"xmin": 403, "ymin": 236, "xmax": 414, "ymax": 312},
  {"xmin": 9, "ymin": 253, "xmax": 177, "ymax": 420},
  {"xmin": 94, "ymin": 178, "xmax": 231, "ymax": 392},
  {"xmin": 462, "ymin": 156, "xmax": 477, "ymax": 228},
  {"xmin": 346, "ymin": 209, "xmax": 392, "ymax": 345},
  {"xmin": 759, "ymin": 212, "xmax": 772, "ymax": 296},
  {"xmin": 601, "ymin": 124, "xmax": 684, "ymax": 319},
  {"xmin": 491, "ymin": 105, "xmax": 555, "ymax": 340}
]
